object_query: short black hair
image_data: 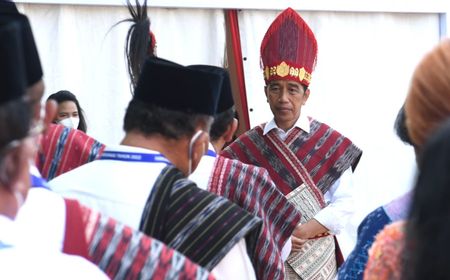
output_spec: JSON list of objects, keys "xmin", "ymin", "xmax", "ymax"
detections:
[
  {"xmin": 0, "ymin": 98, "xmax": 31, "ymax": 153},
  {"xmin": 394, "ymin": 104, "xmax": 412, "ymax": 146},
  {"xmin": 47, "ymin": 90, "xmax": 88, "ymax": 133},
  {"xmin": 210, "ymin": 106, "xmax": 235, "ymax": 142},
  {"xmin": 123, "ymin": 99, "xmax": 212, "ymax": 140}
]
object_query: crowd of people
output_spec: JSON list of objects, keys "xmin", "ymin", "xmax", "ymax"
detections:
[{"xmin": 1, "ymin": 0, "xmax": 449, "ymax": 279}]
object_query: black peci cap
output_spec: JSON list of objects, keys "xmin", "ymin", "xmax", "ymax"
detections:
[
  {"xmin": 134, "ymin": 57, "xmax": 223, "ymax": 116},
  {"xmin": 188, "ymin": 65, "xmax": 234, "ymax": 114},
  {"xmin": 0, "ymin": 5, "xmax": 43, "ymax": 86},
  {"xmin": 0, "ymin": 21, "xmax": 26, "ymax": 104}
]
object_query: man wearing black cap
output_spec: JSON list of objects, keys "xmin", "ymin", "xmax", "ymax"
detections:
[
  {"xmin": 50, "ymin": 57, "xmax": 261, "ymax": 279},
  {"xmin": 3, "ymin": 4, "xmax": 218, "ymax": 279},
  {"xmin": 189, "ymin": 65, "xmax": 303, "ymax": 280},
  {"xmin": 0, "ymin": 20, "xmax": 108, "ymax": 279},
  {"xmin": 0, "ymin": 1, "xmax": 45, "ymax": 121},
  {"xmin": 0, "ymin": 0, "xmax": 68, "ymax": 253}
]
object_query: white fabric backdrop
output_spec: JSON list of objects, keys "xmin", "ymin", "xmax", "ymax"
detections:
[
  {"xmin": 17, "ymin": 4, "xmax": 441, "ymax": 256},
  {"xmin": 18, "ymin": 4, "xmax": 226, "ymax": 145},
  {"xmin": 239, "ymin": 10, "xmax": 440, "ymax": 255}
]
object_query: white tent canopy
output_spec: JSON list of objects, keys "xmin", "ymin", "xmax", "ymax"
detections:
[{"xmin": 17, "ymin": 0, "xmax": 448, "ymax": 255}]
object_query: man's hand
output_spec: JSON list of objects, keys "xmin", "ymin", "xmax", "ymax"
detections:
[
  {"xmin": 291, "ymin": 219, "xmax": 329, "ymax": 251},
  {"xmin": 291, "ymin": 235, "xmax": 308, "ymax": 252}
]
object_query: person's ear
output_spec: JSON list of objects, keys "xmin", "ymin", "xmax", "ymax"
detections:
[
  {"xmin": 190, "ymin": 131, "xmax": 209, "ymax": 172},
  {"xmin": 264, "ymin": 85, "xmax": 269, "ymax": 102},
  {"xmin": 223, "ymin": 118, "xmax": 238, "ymax": 143},
  {"xmin": 303, "ymin": 88, "xmax": 310, "ymax": 105},
  {"xmin": 0, "ymin": 145, "xmax": 30, "ymax": 195}
]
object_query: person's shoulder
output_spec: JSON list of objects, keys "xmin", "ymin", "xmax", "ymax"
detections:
[
  {"xmin": 357, "ymin": 206, "xmax": 390, "ymax": 231},
  {"xmin": 48, "ymin": 159, "xmax": 101, "ymax": 191},
  {"xmin": 217, "ymin": 155, "xmax": 269, "ymax": 176},
  {"xmin": 240, "ymin": 123, "xmax": 266, "ymax": 137},
  {"xmin": 309, "ymin": 117, "xmax": 340, "ymax": 135},
  {"xmin": 383, "ymin": 191, "xmax": 412, "ymax": 222},
  {"xmin": 309, "ymin": 117, "xmax": 362, "ymax": 160}
]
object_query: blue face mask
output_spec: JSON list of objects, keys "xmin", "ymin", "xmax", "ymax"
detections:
[{"xmin": 187, "ymin": 130, "xmax": 205, "ymax": 176}]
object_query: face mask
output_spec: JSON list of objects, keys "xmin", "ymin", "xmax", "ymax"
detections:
[
  {"xmin": 59, "ymin": 117, "xmax": 79, "ymax": 129},
  {"xmin": 187, "ymin": 130, "xmax": 205, "ymax": 176}
]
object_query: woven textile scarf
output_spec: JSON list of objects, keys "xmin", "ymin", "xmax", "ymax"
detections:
[
  {"xmin": 222, "ymin": 118, "xmax": 362, "ymax": 196},
  {"xmin": 63, "ymin": 199, "xmax": 214, "ymax": 280},
  {"xmin": 37, "ymin": 124, "xmax": 105, "ymax": 180},
  {"xmin": 139, "ymin": 166, "xmax": 262, "ymax": 270},
  {"xmin": 222, "ymin": 118, "xmax": 362, "ymax": 279},
  {"xmin": 209, "ymin": 155, "xmax": 302, "ymax": 280}
]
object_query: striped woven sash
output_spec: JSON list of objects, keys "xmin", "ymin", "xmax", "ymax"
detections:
[
  {"xmin": 64, "ymin": 199, "xmax": 215, "ymax": 280},
  {"xmin": 139, "ymin": 166, "xmax": 262, "ymax": 270},
  {"xmin": 38, "ymin": 124, "xmax": 105, "ymax": 180},
  {"xmin": 210, "ymin": 156, "xmax": 302, "ymax": 280}
]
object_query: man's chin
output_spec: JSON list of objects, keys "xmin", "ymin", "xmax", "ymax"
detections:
[{"xmin": 275, "ymin": 114, "xmax": 293, "ymax": 121}]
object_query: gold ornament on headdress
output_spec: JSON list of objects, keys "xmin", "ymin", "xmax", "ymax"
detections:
[{"xmin": 264, "ymin": 62, "xmax": 312, "ymax": 83}]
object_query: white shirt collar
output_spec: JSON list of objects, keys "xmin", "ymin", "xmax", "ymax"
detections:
[{"xmin": 263, "ymin": 113, "xmax": 311, "ymax": 136}]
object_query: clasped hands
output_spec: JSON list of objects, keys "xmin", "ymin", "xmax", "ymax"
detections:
[{"xmin": 291, "ymin": 219, "xmax": 329, "ymax": 252}]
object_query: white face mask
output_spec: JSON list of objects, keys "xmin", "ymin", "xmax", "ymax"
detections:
[{"xmin": 59, "ymin": 117, "xmax": 79, "ymax": 129}]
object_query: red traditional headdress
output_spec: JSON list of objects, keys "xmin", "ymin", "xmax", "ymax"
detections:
[{"xmin": 260, "ymin": 8, "xmax": 318, "ymax": 86}]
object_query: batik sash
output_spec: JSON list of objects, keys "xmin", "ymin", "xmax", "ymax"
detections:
[
  {"xmin": 64, "ymin": 199, "xmax": 215, "ymax": 280},
  {"xmin": 37, "ymin": 124, "xmax": 105, "ymax": 180},
  {"xmin": 140, "ymin": 166, "xmax": 262, "ymax": 271},
  {"xmin": 210, "ymin": 155, "xmax": 302, "ymax": 280}
]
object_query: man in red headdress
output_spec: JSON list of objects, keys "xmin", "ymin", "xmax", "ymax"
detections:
[{"xmin": 222, "ymin": 8, "xmax": 362, "ymax": 280}]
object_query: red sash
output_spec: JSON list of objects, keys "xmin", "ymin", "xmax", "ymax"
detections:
[
  {"xmin": 63, "ymin": 198, "xmax": 215, "ymax": 279},
  {"xmin": 63, "ymin": 198, "xmax": 90, "ymax": 260},
  {"xmin": 37, "ymin": 124, "xmax": 105, "ymax": 180},
  {"xmin": 210, "ymin": 155, "xmax": 302, "ymax": 279}
]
